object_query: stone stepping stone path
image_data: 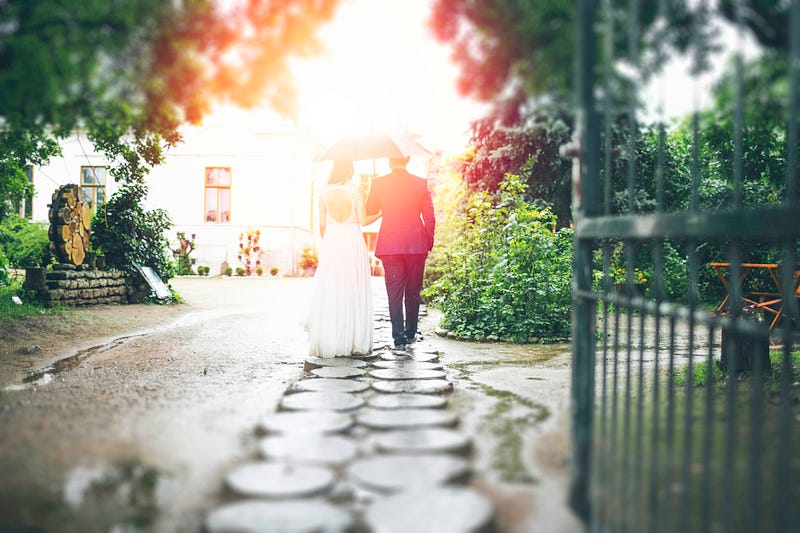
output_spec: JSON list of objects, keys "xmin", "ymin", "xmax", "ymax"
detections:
[
  {"xmin": 225, "ymin": 462, "xmax": 335, "ymax": 498},
  {"xmin": 367, "ymin": 393, "xmax": 447, "ymax": 410},
  {"xmin": 372, "ymin": 379, "xmax": 453, "ymax": 394},
  {"xmin": 348, "ymin": 454, "xmax": 470, "ymax": 493},
  {"xmin": 356, "ymin": 408, "xmax": 458, "ymax": 430},
  {"xmin": 280, "ymin": 392, "xmax": 364, "ymax": 412},
  {"xmin": 259, "ymin": 434, "xmax": 359, "ymax": 465},
  {"xmin": 370, "ymin": 368, "xmax": 446, "ymax": 381},
  {"xmin": 374, "ymin": 428, "xmax": 472, "ymax": 455},
  {"xmin": 207, "ymin": 302, "xmax": 496, "ymax": 531},
  {"xmin": 304, "ymin": 357, "xmax": 367, "ymax": 371},
  {"xmin": 372, "ymin": 360, "xmax": 443, "ymax": 371},
  {"xmin": 364, "ymin": 487, "xmax": 494, "ymax": 533},
  {"xmin": 257, "ymin": 411, "xmax": 354, "ymax": 434},
  {"xmin": 310, "ymin": 366, "xmax": 366, "ymax": 379},
  {"xmin": 206, "ymin": 499, "xmax": 353, "ymax": 532},
  {"xmin": 293, "ymin": 377, "xmax": 369, "ymax": 393}
]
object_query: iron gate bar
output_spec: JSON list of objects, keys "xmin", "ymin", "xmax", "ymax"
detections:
[
  {"xmin": 576, "ymin": 206, "xmax": 800, "ymax": 240},
  {"xmin": 569, "ymin": 0, "xmax": 600, "ymax": 523}
]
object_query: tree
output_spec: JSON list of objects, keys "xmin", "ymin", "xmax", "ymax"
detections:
[
  {"xmin": 455, "ymin": 99, "xmax": 574, "ymax": 225},
  {"xmin": 0, "ymin": 0, "xmax": 341, "ymax": 219}
]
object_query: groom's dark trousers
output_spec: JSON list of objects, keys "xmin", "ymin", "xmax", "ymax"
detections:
[{"xmin": 366, "ymin": 167, "xmax": 436, "ymax": 346}]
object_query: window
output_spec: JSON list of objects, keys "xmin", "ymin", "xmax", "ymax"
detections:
[
  {"xmin": 205, "ymin": 167, "xmax": 231, "ymax": 223},
  {"xmin": 80, "ymin": 166, "xmax": 106, "ymax": 212},
  {"xmin": 16, "ymin": 165, "xmax": 34, "ymax": 218}
]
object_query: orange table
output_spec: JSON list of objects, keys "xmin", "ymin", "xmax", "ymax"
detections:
[{"xmin": 711, "ymin": 262, "xmax": 800, "ymax": 329}]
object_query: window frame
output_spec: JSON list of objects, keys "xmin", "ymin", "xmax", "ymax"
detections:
[
  {"xmin": 204, "ymin": 166, "xmax": 232, "ymax": 223},
  {"xmin": 79, "ymin": 166, "xmax": 107, "ymax": 213}
]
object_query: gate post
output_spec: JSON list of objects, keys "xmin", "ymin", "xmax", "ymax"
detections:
[{"xmin": 569, "ymin": 0, "xmax": 600, "ymax": 524}]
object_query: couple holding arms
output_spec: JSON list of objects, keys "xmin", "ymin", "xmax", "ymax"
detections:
[{"xmin": 306, "ymin": 157, "xmax": 436, "ymax": 357}]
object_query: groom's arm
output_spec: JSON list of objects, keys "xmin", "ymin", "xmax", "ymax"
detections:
[
  {"xmin": 421, "ymin": 185, "xmax": 435, "ymax": 251},
  {"xmin": 366, "ymin": 180, "xmax": 379, "ymax": 216}
]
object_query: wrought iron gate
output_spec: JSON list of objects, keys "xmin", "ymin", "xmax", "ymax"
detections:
[{"xmin": 570, "ymin": 0, "xmax": 800, "ymax": 530}]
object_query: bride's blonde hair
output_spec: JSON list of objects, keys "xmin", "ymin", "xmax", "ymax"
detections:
[{"xmin": 328, "ymin": 160, "xmax": 354, "ymax": 184}]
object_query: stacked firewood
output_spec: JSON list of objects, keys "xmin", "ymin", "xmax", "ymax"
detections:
[{"xmin": 48, "ymin": 184, "xmax": 91, "ymax": 266}]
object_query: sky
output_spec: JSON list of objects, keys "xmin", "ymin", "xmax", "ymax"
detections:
[{"xmin": 288, "ymin": 0, "xmax": 487, "ymax": 154}]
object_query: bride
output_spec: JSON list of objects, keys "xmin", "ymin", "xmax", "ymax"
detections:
[{"xmin": 306, "ymin": 160, "xmax": 379, "ymax": 357}]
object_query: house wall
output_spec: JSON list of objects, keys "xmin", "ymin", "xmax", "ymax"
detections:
[{"xmin": 28, "ymin": 117, "xmax": 327, "ymax": 276}]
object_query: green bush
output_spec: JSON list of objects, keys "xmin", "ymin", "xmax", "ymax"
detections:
[
  {"xmin": 91, "ymin": 182, "xmax": 174, "ymax": 281},
  {"xmin": 424, "ymin": 174, "xmax": 573, "ymax": 342},
  {"xmin": 0, "ymin": 246, "xmax": 9, "ymax": 285},
  {"xmin": 0, "ymin": 214, "xmax": 51, "ymax": 268}
]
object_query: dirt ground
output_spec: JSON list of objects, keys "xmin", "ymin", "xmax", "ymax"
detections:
[{"xmin": 0, "ymin": 276, "xmax": 582, "ymax": 532}]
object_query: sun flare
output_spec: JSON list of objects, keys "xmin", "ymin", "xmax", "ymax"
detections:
[{"xmin": 289, "ymin": 0, "xmax": 486, "ymax": 153}]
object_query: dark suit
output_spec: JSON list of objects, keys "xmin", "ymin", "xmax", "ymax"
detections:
[{"xmin": 366, "ymin": 168, "xmax": 435, "ymax": 346}]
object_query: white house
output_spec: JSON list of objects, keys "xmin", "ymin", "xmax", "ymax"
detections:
[{"xmin": 24, "ymin": 108, "xmax": 333, "ymax": 276}]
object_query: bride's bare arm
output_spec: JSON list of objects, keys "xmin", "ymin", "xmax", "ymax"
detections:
[
  {"xmin": 318, "ymin": 194, "xmax": 327, "ymax": 238},
  {"xmin": 358, "ymin": 190, "xmax": 381, "ymax": 225}
]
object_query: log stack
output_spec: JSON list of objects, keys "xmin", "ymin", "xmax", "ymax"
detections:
[{"xmin": 48, "ymin": 184, "xmax": 91, "ymax": 266}]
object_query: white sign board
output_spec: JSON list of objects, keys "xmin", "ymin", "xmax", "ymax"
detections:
[{"xmin": 136, "ymin": 265, "xmax": 172, "ymax": 299}]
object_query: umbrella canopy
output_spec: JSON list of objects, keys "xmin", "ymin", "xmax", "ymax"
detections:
[{"xmin": 316, "ymin": 133, "xmax": 431, "ymax": 161}]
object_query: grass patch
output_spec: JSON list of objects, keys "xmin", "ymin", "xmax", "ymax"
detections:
[
  {"xmin": 0, "ymin": 279, "xmax": 55, "ymax": 320},
  {"xmin": 673, "ymin": 349, "xmax": 800, "ymax": 394}
]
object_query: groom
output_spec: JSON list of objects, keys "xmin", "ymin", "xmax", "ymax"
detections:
[{"xmin": 366, "ymin": 156, "xmax": 436, "ymax": 349}]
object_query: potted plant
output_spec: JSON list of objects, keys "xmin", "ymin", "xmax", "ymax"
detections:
[
  {"xmin": 255, "ymin": 266, "xmax": 263, "ymax": 276},
  {"xmin": 300, "ymin": 245, "xmax": 318, "ymax": 276},
  {"xmin": 224, "ymin": 266, "xmax": 233, "ymax": 277},
  {"xmin": 270, "ymin": 266, "xmax": 279, "ymax": 277},
  {"xmin": 236, "ymin": 267, "xmax": 246, "ymax": 276}
]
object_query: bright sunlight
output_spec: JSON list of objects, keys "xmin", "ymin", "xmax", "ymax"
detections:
[{"xmin": 291, "ymin": 0, "xmax": 484, "ymax": 154}]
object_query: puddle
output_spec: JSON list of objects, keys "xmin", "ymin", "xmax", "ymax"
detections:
[
  {"xmin": 61, "ymin": 459, "xmax": 169, "ymax": 531},
  {"xmin": 475, "ymin": 382, "xmax": 550, "ymax": 484},
  {"xmin": 5, "ymin": 307, "xmax": 261, "ymax": 392}
]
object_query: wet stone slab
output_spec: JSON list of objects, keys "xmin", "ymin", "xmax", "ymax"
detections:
[
  {"xmin": 370, "ymin": 368, "xmax": 446, "ymax": 381},
  {"xmin": 258, "ymin": 434, "xmax": 359, "ymax": 465},
  {"xmin": 379, "ymin": 351, "xmax": 439, "ymax": 363},
  {"xmin": 206, "ymin": 499, "xmax": 353, "ymax": 533},
  {"xmin": 343, "ymin": 351, "xmax": 377, "ymax": 360},
  {"xmin": 294, "ymin": 377, "xmax": 369, "ymax": 394},
  {"xmin": 367, "ymin": 393, "xmax": 447, "ymax": 410},
  {"xmin": 348, "ymin": 454, "xmax": 470, "ymax": 493},
  {"xmin": 371, "ymin": 360, "xmax": 443, "ymax": 371},
  {"xmin": 357, "ymin": 408, "xmax": 458, "ymax": 430},
  {"xmin": 225, "ymin": 462, "xmax": 335, "ymax": 498},
  {"xmin": 364, "ymin": 487, "xmax": 493, "ymax": 533},
  {"xmin": 374, "ymin": 428, "xmax": 472, "ymax": 455},
  {"xmin": 310, "ymin": 366, "xmax": 366, "ymax": 379},
  {"xmin": 279, "ymin": 391, "xmax": 364, "ymax": 412},
  {"xmin": 304, "ymin": 357, "xmax": 368, "ymax": 371},
  {"xmin": 372, "ymin": 379, "xmax": 453, "ymax": 394},
  {"xmin": 257, "ymin": 411, "xmax": 354, "ymax": 434}
]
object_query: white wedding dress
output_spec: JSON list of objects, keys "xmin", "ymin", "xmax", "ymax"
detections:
[{"xmin": 306, "ymin": 182, "xmax": 373, "ymax": 357}]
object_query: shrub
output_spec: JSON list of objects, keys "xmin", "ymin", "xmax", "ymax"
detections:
[
  {"xmin": 255, "ymin": 266, "xmax": 263, "ymax": 276},
  {"xmin": 235, "ymin": 267, "xmax": 246, "ymax": 276},
  {"xmin": 91, "ymin": 182, "xmax": 174, "ymax": 281},
  {"xmin": 197, "ymin": 265, "xmax": 210, "ymax": 276},
  {"xmin": 0, "ymin": 246, "xmax": 9, "ymax": 285},
  {"xmin": 424, "ymin": 174, "xmax": 573, "ymax": 342},
  {"xmin": 224, "ymin": 266, "xmax": 233, "ymax": 276},
  {"xmin": 0, "ymin": 214, "xmax": 51, "ymax": 267},
  {"xmin": 270, "ymin": 266, "xmax": 279, "ymax": 276}
]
